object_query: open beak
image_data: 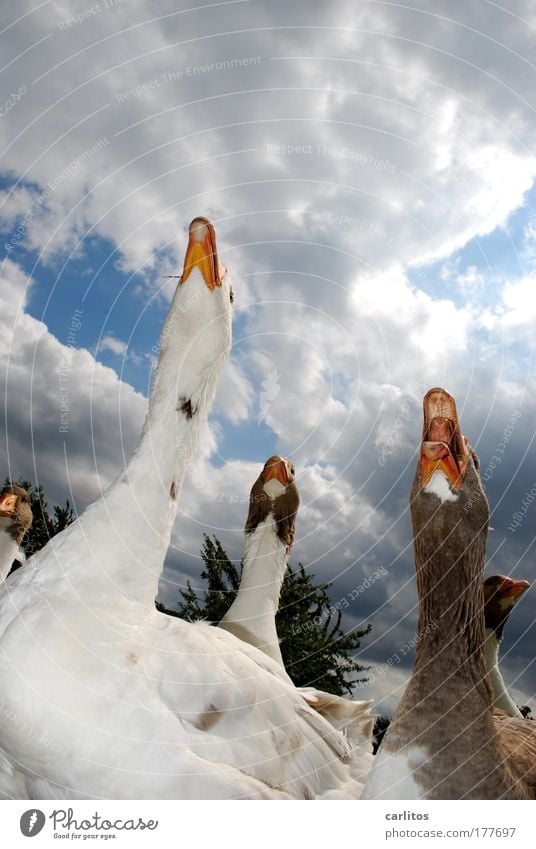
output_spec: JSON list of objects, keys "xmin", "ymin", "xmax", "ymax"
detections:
[
  {"xmin": 419, "ymin": 387, "xmax": 468, "ymax": 489},
  {"xmin": 498, "ymin": 577, "xmax": 530, "ymax": 601},
  {"xmin": 180, "ymin": 217, "xmax": 226, "ymax": 291},
  {"xmin": 263, "ymin": 456, "xmax": 291, "ymax": 487},
  {"xmin": 0, "ymin": 492, "xmax": 17, "ymax": 518}
]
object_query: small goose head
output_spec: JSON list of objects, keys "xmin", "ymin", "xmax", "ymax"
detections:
[
  {"xmin": 245, "ymin": 456, "xmax": 299, "ymax": 551},
  {"xmin": 484, "ymin": 574, "xmax": 530, "ymax": 642},
  {"xmin": 0, "ymin": 485, "xmax": 33, "ymax": 545}
]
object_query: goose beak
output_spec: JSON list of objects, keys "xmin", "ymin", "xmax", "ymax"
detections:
[
  {"xmin": 0, "ymin": 492, "xmax": 17, "ymax": 518},
  {"xmin": 180, "ymin": 217, "xmax": 226, "ymax": 290},
  {"xmin": 263, "ymin": 456, "xmax": 291, "ymax": 486},
  {"xmin": 420, "ymin": 442, "xmax": 466, "ymax": 489},
  {"xmin": 419, "ymin": 387, "xmax": 468, "ymax": 489},
  {"xmin": 498, "ymin": 577, "xmax": 530, "ymax": 601}
]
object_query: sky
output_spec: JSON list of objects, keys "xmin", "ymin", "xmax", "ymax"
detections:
[{"xmin": 0, "ymin": 0, "xmax": 535, "ymax": 716}]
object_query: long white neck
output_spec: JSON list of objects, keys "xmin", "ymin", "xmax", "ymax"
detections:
[
  {"xmin": 46, "ymin": 269, "xmax": 231, "ymax": 608},
  {"xmin": 483, "ymin": 627, "xmax": 523, "ymax": 718},
  {"xmin": 220, "ymin": 517, "xmax": 288, "ymax": 667},
  {"xmin": 0, "ymin": 525, "xmax": 19, "ymax": 582}
]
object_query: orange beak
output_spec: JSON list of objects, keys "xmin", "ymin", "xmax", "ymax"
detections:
[
  {"xmin": 0, "ymin": 492, "xmax": 17, "ymax": 518},
  {"xmin": 498, "ymin": 577, "xmax": 530, "ymax": 601},
  {"xmin": 420, "ymin": 442, "xmax": 466, "ymax": 490},
  {"xmin": 420, "ymin": 388, "xmax": 468, "ymax": 490},
  {"xmin": 263, "ymin": 456, "xmax": 291, "ymax": 486},
  {"xmin": 180, "ymin": 217, "xmax": 226, "ymax": 291}
]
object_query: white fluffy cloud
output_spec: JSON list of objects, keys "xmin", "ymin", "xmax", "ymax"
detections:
[
  {"xmin": 98, "ymin": 334, "xmax": 128, "ymax": 356},
  {"xmin": 0, "ymin": 0, "xmax": 535, "ymax": 278},
  {"xmin": 501, "ymin": 274, "xmax": 536, "ymax": 326},
  {"xmin": 0, "ymin": 258, "xmax": 146, "ymax": 506}
]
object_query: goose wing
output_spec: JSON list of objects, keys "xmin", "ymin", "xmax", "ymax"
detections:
[
  {"xmin": 148, "ymin": 616, "xmax": 363, "ymax": 799},
  {"xmin": 494, "ymin": 710, "xmax": 536, "ymax": 798}
]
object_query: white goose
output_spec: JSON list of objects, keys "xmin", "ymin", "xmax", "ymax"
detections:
[
  {"xmin": 483, "ymin": 574, "xmax": 530, "ymax": 718},
  {"xmin": 363, "ymin": 387, "xmax": 535, "ymax": 799},
  {"xmin": 219, "ymin": 455, "xmax": 374, "ymax": 787},
  {"xmin": 0, "ymin": 485, "xmax": 32, "ymax": 582},
  {"xmin": 0, "ymin": 219, "xmax": 364, "ymax": 800},
  {"xmin": 219, "ymin": 455, "xmax": 299, "ymax": 667}
]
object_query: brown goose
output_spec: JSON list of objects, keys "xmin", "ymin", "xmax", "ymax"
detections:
[
  {"xmin": 363, "ymin": 387, "xmax": 535, "ymax": 799},
  {"xmin": 0, "ymin": 485, "xmax": 32, "ymax": 582},
  {"xmin": 484, "ymin": 574, "xmax": 530, "ymax": 718}
]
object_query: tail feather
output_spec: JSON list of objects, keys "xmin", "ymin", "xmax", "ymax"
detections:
[{"xmin": 299, "ymin": 689, "xmax": 375, "ymax": 788}]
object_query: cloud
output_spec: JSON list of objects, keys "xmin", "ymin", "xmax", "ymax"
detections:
[
  {"xmin": 0, "ymin": 0, "xmax": 534, "ymax": 279},
  {"xmin": 501, "ymin": 274, "xmax": 536, "ymax": 326},
  {"xmin": 213, "ymin": 358, "xmax": 254, "ymax": 425},
  {"xmin": 0, "ymin": 258, "xmax": 146, "ymax": 507},
  {"xmin": 98, "ymin": 334, "xmax": 128, "ymax": 356},
  {"xmin": 455, "ymin": 265, "xmax": 486, "ymax": 288}
]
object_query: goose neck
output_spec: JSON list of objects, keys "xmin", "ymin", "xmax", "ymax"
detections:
[
  {"xmin": 0, "ymin": 527, "xmax": 19, "ymax": 582},
  {"xmin": 483, "ymin": 628, "xmax": 522, "ymax": 717},
  {"xmin": 71, "ymin": 273, "xmax": 231, "ymax": 606},
  {"xmin": 239, "ymin": 517, "xmax": 288, "ymax": 611},
  {"xmin": 220, "ymin": 516, "xmax": 288, "ymax": 666}
]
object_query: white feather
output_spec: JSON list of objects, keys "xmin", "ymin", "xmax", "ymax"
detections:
[
  {"xmin": 424, "ymin": 469, "xmax": 458, "ymax": 503},
  {"xmin": 0, "ymin": 264, "xmax": 365, "ymax": 800},
  {"xmin": 0, "ymin": 523, "xmax": 19, "ymax": 583}
]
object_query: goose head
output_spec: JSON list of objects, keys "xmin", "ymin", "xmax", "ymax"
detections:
[
  {"xmin": 159, "ymin": 216, "xmax": 233, "ymax": 378},
  {"xmin": 262, "ymin": 456, "xmax": 295, "ymax": 499},
  {"xmin": 411, "ymin": 387, "xmax": 489, "ymax": 621},
  {"xmin": 245, "ymin": 456, "xmax": 300, "ymax": 551},
  {"xmin": 148, "ymin": 216, "xmax": 233, "ymax": 435},
  {"xmin": 420, "ymin": 386, "xmax": 469, "ymax": 498},
  {"xmin": 483, "ymin": 574, "xmax": 529, "ymax": 717},
  {"xmin": 484, "ymin": 574, "xmax": 529, "ymax": 643},
  {"xmin": 181, "ymin": 217, "xmax": 227, "ymax": 291},
  {"xmin": 0, "ymin": 485, "xmax": 33, "ymax": 545}
]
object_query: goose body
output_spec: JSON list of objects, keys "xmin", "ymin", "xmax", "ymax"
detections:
[
  {"xmin": 0, "ymin": 485, "xmax": 32, "ymax": 582},
  {"xmin": 363, "ymin": 387, "xmax": 535, "ymax": 800},
  {"xmin": 0, "ymin": 580, "xmax": 364, "ymax": 798},
  {"xmin": 0, "ymin": 221, "xmax": 364, "ymax": 800},
  {"xmin": 483, "ymin": 574, "xmax": 529, "ymax": 718}
]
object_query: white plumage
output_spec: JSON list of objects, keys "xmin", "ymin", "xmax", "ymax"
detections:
[
  {"xmin": 219, "ymin": 456, "xmax": 374, "ymax": 794},
  {"xmin": 0, "ymin": 220, "xmax": 365, "ymax": 800}
]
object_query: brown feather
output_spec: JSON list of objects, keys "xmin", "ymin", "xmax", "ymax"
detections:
[
  {"xmin": 245, "ymin": 474, "xmax": 299, "ymax": 552},
  {"xmin": 494, "ymin": 710, "xmax": 536, "ymax": 796},
  {"xmin": 484, "ymin": 576, "xmax": 511, "ymax": 640}
]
